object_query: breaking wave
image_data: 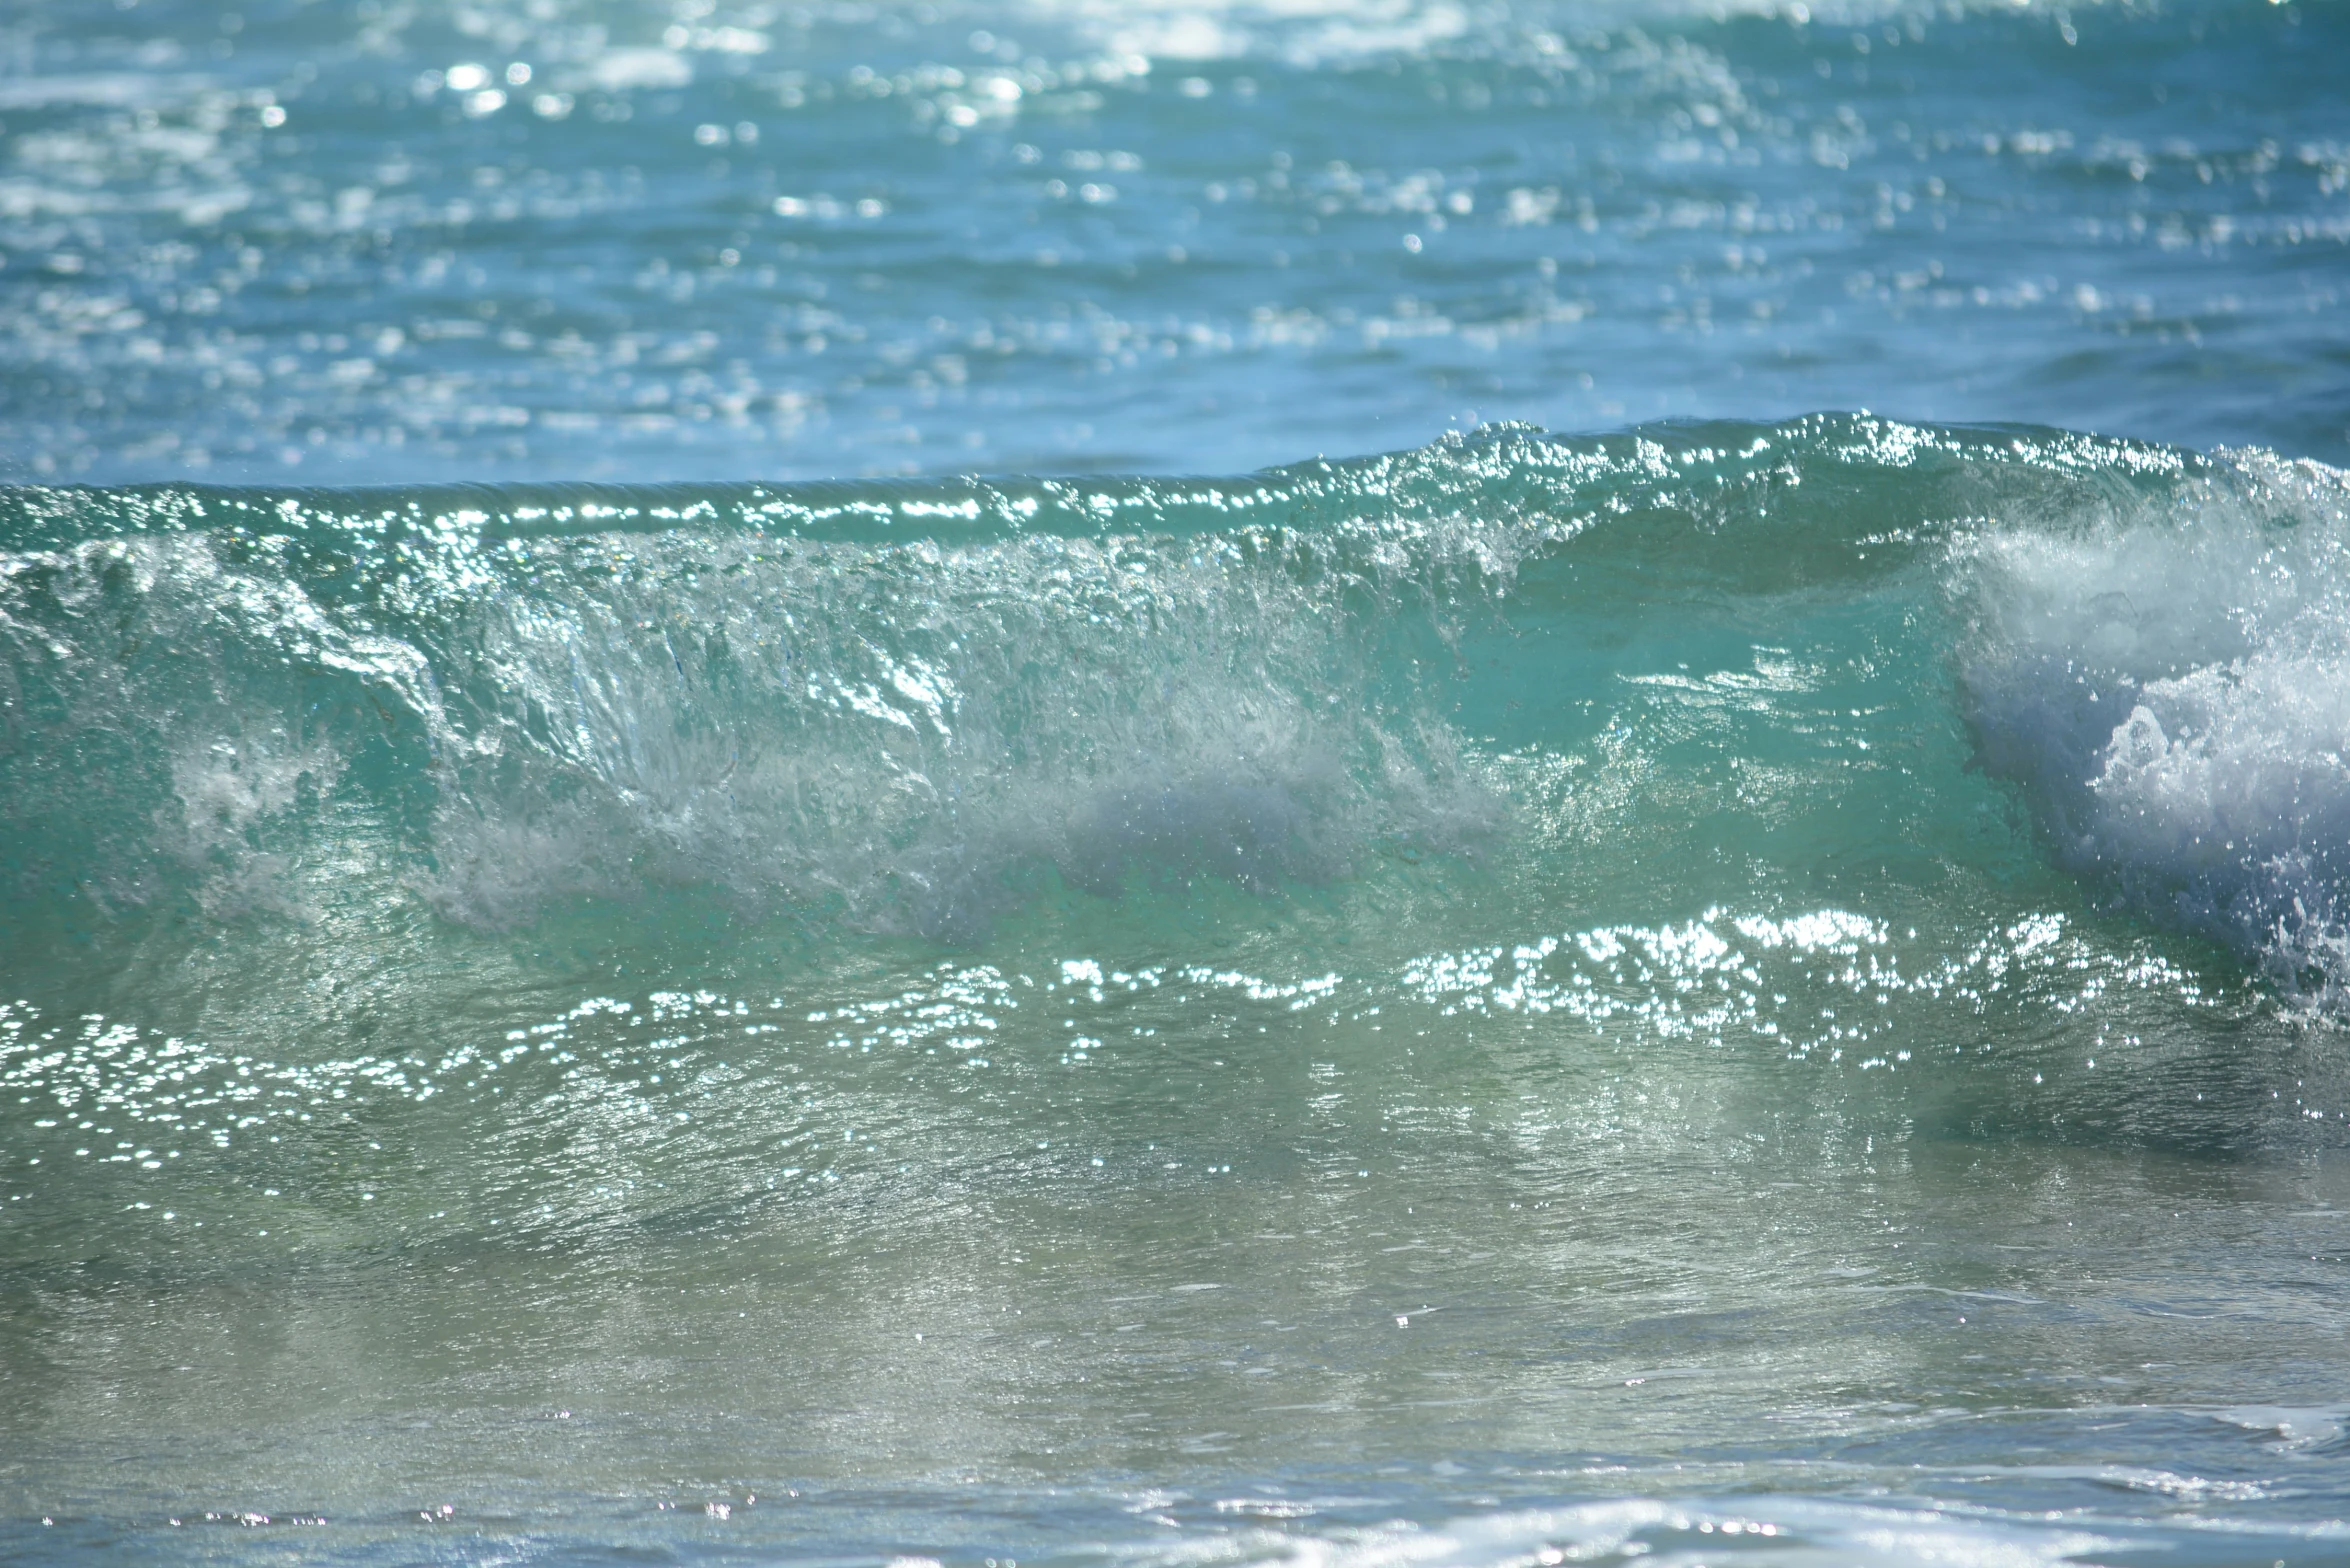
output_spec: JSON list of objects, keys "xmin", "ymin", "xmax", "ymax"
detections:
[{"xmin": 5, "ymin": 415, "xmax": 2349, "ymax": 1006}]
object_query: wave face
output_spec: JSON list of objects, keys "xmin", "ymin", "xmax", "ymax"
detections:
[
  {"xmin": 0, "ymin": 449, "xmax": 1519, "ymax": 952},
  {"xmin": 6, "ymin": 416, "xmax": 2347, "ymax": 992}
]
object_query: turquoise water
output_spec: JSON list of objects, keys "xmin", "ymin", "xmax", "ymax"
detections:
[{"xmin": 5, "ymin": 5, "xmax": 2350, "ymax": 1567}]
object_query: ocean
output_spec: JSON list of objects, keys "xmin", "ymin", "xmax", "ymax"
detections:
[{"xmin": 2, "ymin": 2, "xmax": 2348, "ymax": 1564}]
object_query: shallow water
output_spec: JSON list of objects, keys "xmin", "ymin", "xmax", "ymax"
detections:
[{"xmin": 5, "ymin": 4, "xmax": 2350, "ymax": 1567}]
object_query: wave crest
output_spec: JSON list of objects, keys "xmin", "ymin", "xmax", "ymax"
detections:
[{"xmin": 1961, "ymin": 448, "xmax": 2350, "ymax": 1004}]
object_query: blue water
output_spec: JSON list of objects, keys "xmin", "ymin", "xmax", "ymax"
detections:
[
  {"xmin": 5, "ymin": 4, "xmax": 2350, "ymax": 1566},
  {"xmin": 4, "ymin": 0, "xmax": 2344, "ymax": 481}
]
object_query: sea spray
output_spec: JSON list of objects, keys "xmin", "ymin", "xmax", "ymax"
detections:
[{"xmin": 1958, "ymin": 446, "xmax": 2350, "ymax": 1006}]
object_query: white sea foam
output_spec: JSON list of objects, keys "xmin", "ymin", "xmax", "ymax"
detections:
[
  {"xmin": 1125, "ymin": 1496, "xmax": 2153, "ymax": 1568},
  {"xmin": 1961, "ymin": 449, "xmax": 2350, "ymax": 1003}
]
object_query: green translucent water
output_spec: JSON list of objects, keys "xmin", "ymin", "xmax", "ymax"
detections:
[{"xmin": 5, "ymin": 419, "xmax": 2350, "ymax": 1563}]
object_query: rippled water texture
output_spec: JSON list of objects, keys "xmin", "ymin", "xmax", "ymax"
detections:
[
  {"xmin": 6, "ymin": 4, "xmax": 2350, "ymax": 1568},
  {"xmin": 0, "ymin": 0, "xmax": 2344, "ymax": 481}
]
